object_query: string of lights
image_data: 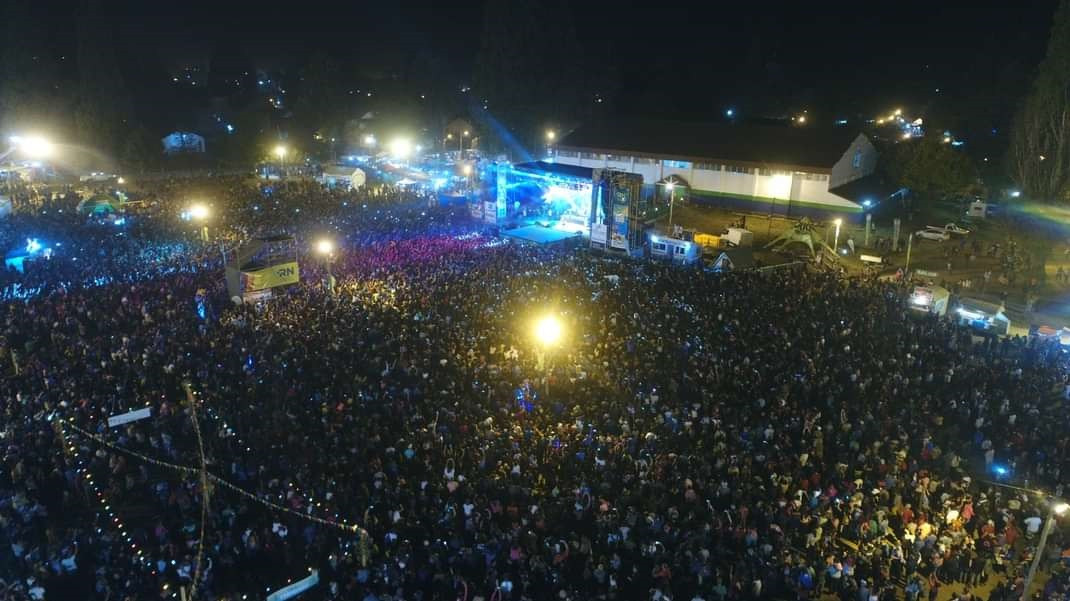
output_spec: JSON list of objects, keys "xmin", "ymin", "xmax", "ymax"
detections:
[
  {"xmin": 183, "ymin": 385, "xmax": 212, "ymax": 599},
  {"xmin": 59, "ymin": 418, "xmax": 371, "ymax": 565},
  {"xmin": 201, "ymin": 401, "xmax": 364, "ymax": 541},
  {"xmin": 52, "ymin": 420, "xmax": 154, "ymax": 571}
]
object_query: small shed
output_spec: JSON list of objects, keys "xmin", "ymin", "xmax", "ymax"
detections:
[{"xmin": 319, "ymin": 165, "xmax": 366, "ymax": 190}]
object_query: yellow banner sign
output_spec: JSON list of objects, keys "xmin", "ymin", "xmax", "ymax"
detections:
[{"xmin": 242, "ymin": 262, "xmax": 299, "ymax": 292}]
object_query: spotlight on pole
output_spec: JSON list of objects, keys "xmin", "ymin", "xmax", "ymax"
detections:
[
  {"xmin": 389, "ymin": 138, "xmax": 413, "ymax": 159},
  {"xmin": 189, "ymin": 204, "xmax": 209, "ymax": 220},
  {"xmin": 315, "ymin": 239, "xmax": 334, "ymax": 255},
  {"xmin": 534, "ymin": 315, "xmax": 562, "ymax": 347}
]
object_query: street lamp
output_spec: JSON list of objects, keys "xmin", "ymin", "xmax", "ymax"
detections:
[
  {"xmin": 533, "ymin": 314, "xmax": 563, "ymax": 392},
  {"xmin": 389, "ymin": 138, "xmax": 413, "ymax": 160},
  {"xmin": 546, "ymin": 130, "xmax": 556, "ymax": 142},
  {"xmin": 658, "ymin": 181, "xmax": 678, "ymax": 230},
  {"xmin": 274, "ymin": 145, "xmax": 288, "ymax": 173},
  {"xmin": 364, "ymin": 134, "xmax": 376, "ymax": 147},
  {"xmin": 18, "ymin": 136, "xmax": 53, "ymax": 158},
  {"xmin": 535, "ymin": 315, "xmax": 562, "ymax": 347},
  {"xmin": 189, "ymin": 204, "xmax": 210, "ymax": 241},
  {"xmin": 833, "ymin": 218, "xmax": 842, "ymax": 251},
  {"xmin": 459, "ymin": 130, "xmax": 470, "ymax": 155},
  {"xmin": 315, "ymin": 238, "xmax": 336, "ymax": 292},
  {"xmin": 4, "ymin": 135, "xmax": 54, "ymax": 161}
]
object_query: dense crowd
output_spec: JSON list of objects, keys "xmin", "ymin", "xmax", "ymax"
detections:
[{"xmin": 1, "ymin": 175, "xmax": 1070, "ymax": 601}]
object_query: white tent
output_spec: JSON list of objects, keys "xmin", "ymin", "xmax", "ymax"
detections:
[{"xmin": 319, "ymin": 165, "xmax": 366, "ymax": 190}]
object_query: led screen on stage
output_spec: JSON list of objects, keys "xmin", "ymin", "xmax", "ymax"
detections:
[{"xmin": 503, "ymin": 168, "xmax": 593, "ymax": 232}]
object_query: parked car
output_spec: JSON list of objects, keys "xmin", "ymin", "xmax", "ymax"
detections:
[
  {"xmin": 915, "ymin": 229, "xmax": 950, "ymax": 241},
  {"xmin": 926, "ymin": 223, "xmax": 970, "ymax": 236}
]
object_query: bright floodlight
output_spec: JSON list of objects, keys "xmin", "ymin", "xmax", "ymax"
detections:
[
  {"xmin": 389, "ymin": 138, "xmax": 413, "ymax": 159},
  {"xmin": 546, "ymin": 130, "xmax": 556, "ymax": 141},
  {"xmin": 463, "ymin": 130, "xmax": 469, "ymax": 136},
  {"xmin": 316, "ymin": 239, "xmax": 334, "ymax": 255},
  {"xmin": 274, "ymin": 145, "xmax": 287, "ymax": 159},
  {"xmin": 834, "ymin": 218, "xmax": 843, "ymax": 226},
  {"xmin": 364, "ymin": 134, "xmax": 376, "ymax": 146},
  {"xmin": 1055, "ymin": 503, "xmax": 1070, "ymax": 515},
  {"xmin": 665, "ymin": 182, "xmax": 675, "ymax": 191},
  {"xmin": 19, "ymin": 136, "xmax": 53, "ymax": 158},
  {"xmin": 534, "ymin": 315, "xmax": 562, "ymax": 347},
  {"xmin": 462, "ymin": 164, "xmax": 473, "ymax": 176},
  {"xmin": 189, "ymin": 204, "xmax": 209, "ymax": 220}
]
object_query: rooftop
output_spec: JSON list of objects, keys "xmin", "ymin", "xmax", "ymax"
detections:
[
  {"xmin": 558, "ymin": 120, "xmax": 863, "ymax": 172},
  {"xmin": 512, "ymin": 160, "xmax": 594, "ymax": 181}
]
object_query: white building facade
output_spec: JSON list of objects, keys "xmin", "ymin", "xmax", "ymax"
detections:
[{"xmin": 554, "ymin": 123, "xmax": 880, "ymax": 218}]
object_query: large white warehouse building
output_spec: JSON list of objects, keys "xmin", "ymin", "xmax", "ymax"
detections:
[{"xmin": 553, "ymin": 120, "xmax": 885, "ymax": 218}]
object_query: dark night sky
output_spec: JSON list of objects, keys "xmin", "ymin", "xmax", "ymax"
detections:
[{"xmin": 24, "ymin": 0, "xmax": 1063, "ymax": 127}]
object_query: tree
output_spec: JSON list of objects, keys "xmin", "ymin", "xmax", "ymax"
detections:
[
  {"xmin": 881, "ymin": 137, "xmax": 979, "ymax": 200},
  {"xmin": 892, "ymin": 137, "xmax": 980, "ymax": 200},
  {"xmin": 1009, "ymin": 0, "xmax": 1070, "ymax": 201}
]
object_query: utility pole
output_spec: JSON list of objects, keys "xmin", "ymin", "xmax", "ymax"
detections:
[
  {"xmin": 905, "ymin": 233, "xmax": 913, "ymax": 272},
  {"xmin": 1023, "ymin": 503, "xmax": 1068, "ymax": 601},
  {"xmin": 982, "ymin": 480, "xmax": 1068, "ymax": 601}
]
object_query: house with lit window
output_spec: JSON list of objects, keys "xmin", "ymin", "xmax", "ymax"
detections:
[{"xmin": 553, "ymin": 120, "xmax": 887, "ymax": 218}]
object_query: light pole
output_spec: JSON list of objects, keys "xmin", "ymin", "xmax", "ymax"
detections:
[
  {"xmin": 656, "ymin": 181, "xmax": 677, "ymax": 231},
  {"xmin": 460, "ymin": 130, "xmax": 469, "ymax": 156},
  {"xmin": 274, "ymin": 145, "xmax": 288, "ymax": 173},
  {"xmin": 315, "ymin": 239, "xmax": 335, "ymax": 293},
  {"xmin": 546, "ymin": 130, "xmax": 556, "ymax": 156},
  {"xmin": 1022, "ymin": 500, "xmax": 1070, "ymax": 601},
  {"xmin": 189, "ymin": 203, "xmax": 210, "ymax": 242},
  {"xmin": 905, "ymin": 232, "xmax": 914, "ymax": 272},
  {"xmin": 533, "ymin": 315, "xmax": 562, "ymax": 397},
  {"xmin": 833, "ymin": 218, "xmax": 843, "ymax": 252},
  {"xmin": 462, "ymin": 164, "xmax": 473, "ymax": 190},
  {"xmin": 3, "ymin": 135, "xmax": 54, "ymax": 162}
]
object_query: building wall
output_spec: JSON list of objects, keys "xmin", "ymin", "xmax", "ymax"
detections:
[
  {"xmin": 829, "ymin": 133, "xmax": 878, "ymax": 189},
  {"xmin": 555, "ymin": 149, "xmax": 860, "ymax": 213}
]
